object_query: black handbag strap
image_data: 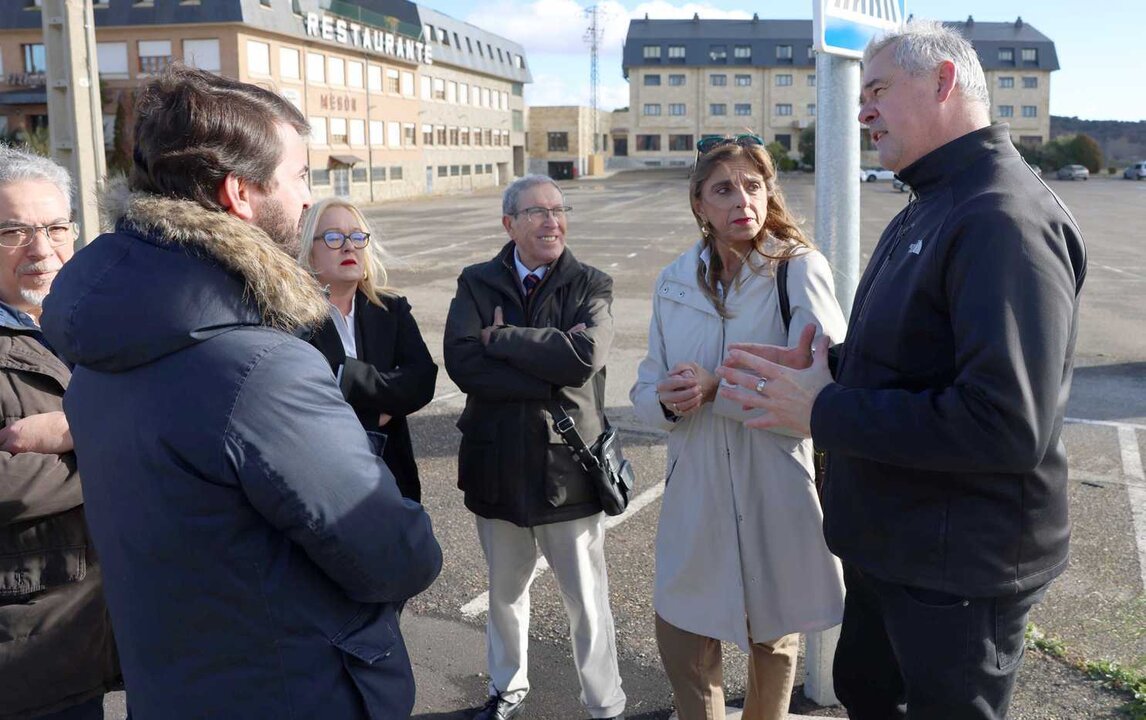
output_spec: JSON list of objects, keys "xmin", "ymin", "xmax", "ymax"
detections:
[
  {"xmin": 777, "ymin": 259, "xmax": 792, "ymax": 332},
  {"xmin": 548, "ymin": 401, "xmax": 603, "ymax": 473}
]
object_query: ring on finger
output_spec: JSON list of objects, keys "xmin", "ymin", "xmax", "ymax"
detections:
[{"xmin": 755, "ymin": 378, "xmax": 768, "ymax": 394}]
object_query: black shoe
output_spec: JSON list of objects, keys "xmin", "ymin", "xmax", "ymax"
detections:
[{"xmin": 473, "ymin": 692, "xmax": 526, "ymax": 720}]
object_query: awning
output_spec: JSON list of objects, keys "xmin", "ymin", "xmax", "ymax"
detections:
[
  {"xmin": 328, "ymin": 154, "xmax": 364, "ymax": 166},
  {"xmin": 0, "ymin": 88, "xmax": 48, "ymax": 106}
]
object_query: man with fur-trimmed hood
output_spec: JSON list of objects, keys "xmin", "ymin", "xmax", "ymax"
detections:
[{"xmin": 40, "ymin": 66, "xmax": 442, "ymax": 719}]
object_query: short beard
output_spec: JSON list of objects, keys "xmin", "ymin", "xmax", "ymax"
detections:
[
  {"xmin": 19, "ymin": 287, "xmax": 48, "ymax": 309},
  {"xmin": 253, "ymin": 197, "xmax": 302, "ymax": 257}
]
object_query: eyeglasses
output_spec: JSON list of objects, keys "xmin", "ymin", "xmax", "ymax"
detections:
[
  {"xmin": 0, "ymin": 222, "xmax": 77, "ymax": 248},
  {"xmin": 317, "ymin": 230, "xmax": 371, "ymax": 249},
  {"xmin": 513, "ymin": 206, "xmax": 572, "ymax": 224},
  {"xmin": 695, "ymin": 134, "xmax": 766, "ymax": 155}
]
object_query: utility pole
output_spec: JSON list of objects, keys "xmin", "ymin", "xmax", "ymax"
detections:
[
  {"xmin": 583, "ymin": 5, "xmax": 606, "ymax": 154},
  {"xmin": 41, "ymin": 0, "xmax": 105, "ymax": 248}
]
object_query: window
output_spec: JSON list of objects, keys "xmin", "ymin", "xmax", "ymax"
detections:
[
  {"xmin": 348, "ymin": 168, "xmax": 364, "ymax": 183},
  {"xmin": 1023, "ymin": 76, "xmax": 1038, "ymax": 89},
  {"xmin": 710, "ymin": 74, "xmax": 727, "ymax": 86},
  {"xmin": 1022, "ymin": 105, "xmax": 1037, "ymax": 118},
  {"xmin": 512, "ymin": 83, "xmax": 523, "ymax": 96},
  {"xmin": 999, "ymin": 76, "xmax": 1014, "ymax": 89},
  {"xmin": 403, "ymin": 124, "xmax": 415, "ymax": 146},
  {"xmin": 643, "ymin": 104, "xmax": 661, "ymax": 116},
  {"xmin": 734, "ymin": 45, "xmax": 751, "ymax": 60},
  {"xmin": 279, "ymin": 47, "xmax": 300, "ymax": 79},
  {"xmin": 348, "ymin": 61, "xmax": 363, "ymax": 89},
  {"xmin": 709, "ymin": 45, "xmax": 727, "ymax": 63},
  {"xmin": 775, "ymin": 103, "xmax": 793, "ymax": 116},
  {"xmin": 369, "ymin": 120, "xmax": 384, "ymax": 145},
  {"xmin": 97, "ymin": 42, "xmax": 129, "ymax": 76},
  {"xmin": 459, "ymin": 82, "xmax": 469, "ymax": 105},
  {"xmin": 669, "ymin": 134, "xmax": 693, "ymax": 151},
  {"xmin": 735, "ymin": 74, "xmax": 751, "ymax": 87},
  {"xmin": 669, "ymin": 74, "xmax": 685, "ymax": 86},
  {"xmin": 667, "ymin": 45, "xmax": 685, "ymax": 60},
  {"xmin": 420, "ymin": 75, "xmax": 431, "ymax": 100},
  {"xmin": 437, "ymin": 126, "xmax": 447, "ymax": 145},
  {"xmin": 643, "ymin": 45, "xmax": 661, "ymax": 60},
  {"xmin": 323, "ymin": 57, "xmax": 343, "ymax": 86},
  {"xmin": 138, "ymin": 40, "xmax": 173, "ymax": 74},
  {"xmin": 390, "ymin": 166, "xmax": 404, "ymax": 180},
  {"xmin": 636, "ymin": 134, "xmax": 660, "ymax": 151},
  {"xmin": 329, "ymin": 117, "xmax": 347, "ymax": 144},
  {"xmin": 401, "ymin": 71, "xmax": 414, "ymax": 96},
  {"xmin": 807, "ymin": 45, "xmax": 815, "ymax": 59},
  {"xmin": 445, "ymin": 127, "xmax": 457, "ymax": 145},
  {"xmin": 1021, "ymin": 48, "xmax": 1038, "ymax": 63},
  {"xmin": 710, "ymin": 103, "xmax": 727, "ymax": 116},
  {"xmin": 309, "ymin": 116, "xmax": 327, "ymax": 145},
  {"xmin": 998, "ymin": 48, "xmax": 1014, "ymax": 62},
  {"xmin": 734, "ymin": 104, "xmax": 751, "ymax": 116},
  {"xmin": 806, "ymin": 103, "xmax": 816, "ymax": 116},
  {"xmin": 473, "ymin": 128, "xmax": 483, "ymax": 146},
  {"xmin": 21, "ymin": 44, "xmax": 46, "ymax": 74},
  {"xmin": 184, "ymin": 39, "xmax": 220, "ymax": 72},
  {"xmin": 307, "ymin": 52, "xmax": 325, "ymax": 83},
  {"xmin": 669, "ymin": 103, "xmax": 686, "ymax": 116},
  {"xmin": 438, "ymin": 166, "xmax": 447, "ymax": 177},
  {"xmin": 776, "ymin": 45, "xmax": 792, "ymax": 60},
  {"xmin": 482, "ymin": 88, "xmax": 491, "ymax": 107},
  {"xmin": 643, "ymin": 74, "xmax": 661, "ymax": 86},
  {"xmin": 512, "ymin": 110, "xmax": 524, "ymax": 132},
  {"xmin": 774, "ymin": 134, "xmax": 791, "ymax": 151},
  {"xmin": 384, "ymin": 122, "xmax": 398, "ymax": 147},
  {"xmin": 998, "ymin": 105, "xmax": 1014, "ymax": 117},
  {"xmin": 460, "ymin": 127, "xmax": 470, "ymax": 145},
  {"xmin": 484, "ymin": 129, "xmax": 493, "ymax": 145},
  {"xmin": 1019, "ymin": 135, "xmax": 1042, "ymax": 147},
  {"xmin": 311, "ymin": 169, "xmax": 330, "ymax": 186},
  {"xmin": 379, "ymin": 67, "xmax": 394, "ymax": 92},
  {"xmin": 349, "ymin": 119, "xmax": 365, "ymax": 146},
  {"xmin": 497, "ymin": 48, "xmax": 504, "ymax": 63},
  {"xmin": 371, "ymin": 166, "xmax": 386, "ymax": 182},
  {"xmin": 776, "ymin": 74, "xmax": 793, "ymax": 87},
  {"xmin": 807, "ymin": 74, "xmax": 816, "ymax": 87},
  {"xmin": 475, "ymin": 164, "xmax": 484, "ymax": 175},
  {"xmin": 422, "ymin": 124, "xmax": 433, "ymax": 145}
]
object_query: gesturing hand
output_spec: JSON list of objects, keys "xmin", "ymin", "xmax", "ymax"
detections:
[
  {"xmin": 480, "ymin": 306, "xmax": 505, "ymax": 346},
  {"xmin": 726, "ymin": 322, "xmax": 817, "ymax": 370},
  {"xmin": 716, "ymin": 332, "xmax": 833, "ymax": 436}
]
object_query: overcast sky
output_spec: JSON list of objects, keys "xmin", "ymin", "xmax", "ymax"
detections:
[{"xmin": 421, "ymin": 0, "xmax": 1145, "ymax": 122}]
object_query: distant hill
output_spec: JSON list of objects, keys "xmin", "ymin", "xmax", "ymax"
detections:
[{"xmin": 1051, "ymin": 116, "xmax": 1146, "ymax": 168}]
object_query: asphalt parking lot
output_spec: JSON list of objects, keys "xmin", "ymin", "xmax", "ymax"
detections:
[{"xmin": 99, "ymin": 170, "xmax": 1144, "ymax": 719}]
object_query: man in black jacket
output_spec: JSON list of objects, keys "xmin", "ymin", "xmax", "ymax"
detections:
[
  {"xmin": 717, "ymin": 20, "xmax": 1086, "ymax": 720},
  {"xmin": 444, "ymin": 175, "xmax": 625, "ymax": 720}
]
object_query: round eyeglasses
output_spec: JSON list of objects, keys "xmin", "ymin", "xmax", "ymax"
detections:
[
  {"xmin": 317, "ymin": 230, "xmax": 371, "ymax": 250},
  {"xmin": 0, "ymin": 222, "xmax": 78, "ymax": 248}
]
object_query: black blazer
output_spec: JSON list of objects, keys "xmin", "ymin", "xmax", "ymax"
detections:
[{"xmin": 309, "ymin": 290, "xmax": 438, "ymax": 502}]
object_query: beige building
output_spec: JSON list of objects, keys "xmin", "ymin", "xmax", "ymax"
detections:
[
  {"xmin": 0, "ymin": 0, "xmax": 531, "ymax": 203},
  {"xmin": 525, "ymin": 106, "xmax": 611, "ymax": 179},
  {"xmin": 619, "ymin": 16, "xmax": 1058, "ymax": 167}
]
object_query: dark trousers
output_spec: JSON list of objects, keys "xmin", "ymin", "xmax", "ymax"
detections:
[
  {"xmin": 834, "ymin": 564, "xmax": 1049, "ymax": 720},
  {"xmin": 37, "ymin": 696, "xmax": 104, "ymax": 720}
]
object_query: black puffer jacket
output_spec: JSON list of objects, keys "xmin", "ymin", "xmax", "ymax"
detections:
[
  {"xmin": 444, "ymin": 243, "xmax": 614, "ymax": 527},
  {"xmin": 813, "ymin": 124, "xmax": 1087, "ymax": 596}
]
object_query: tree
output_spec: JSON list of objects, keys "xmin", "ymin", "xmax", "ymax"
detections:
[
  {"xmin": 766, "ymin": 141, "xmax": 797, "ymax": 172},
  {"xmin": 799, "ymin": 123, "xmax": 816, "ymax": 168},
  {"xmin": 1069, "ymin": 133, "xmax": 1103, "ymax": 173}
]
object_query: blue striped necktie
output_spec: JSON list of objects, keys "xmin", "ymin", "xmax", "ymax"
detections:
[{"xmin": 523, "ymin": 273, "xmax": 540, "ymax": 296}]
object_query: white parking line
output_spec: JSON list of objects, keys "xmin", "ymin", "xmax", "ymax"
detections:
[
  {"xmin": 1117, "ymin": 426, "xmax": 1146, "ymax": 591},
  {"xmin": 460, "ymin": 482, "xmax": 667, "ymax": 619}
]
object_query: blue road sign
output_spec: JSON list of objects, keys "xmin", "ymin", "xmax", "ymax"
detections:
[{"xmin": 813, "ymin": 0, "xmax": 908, "ymax": 59}]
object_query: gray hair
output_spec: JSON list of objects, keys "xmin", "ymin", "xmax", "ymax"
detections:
[
  {"xmin": 501, "ymin": 174, "xmax": 563, "ymax": 216},
  {"xmin": 0, "ymin": 144, "xmax": 74, "ymax": 207},
  {"xmin": 864, "ymin": 19, "xmax": 990, "ymax": 110}
]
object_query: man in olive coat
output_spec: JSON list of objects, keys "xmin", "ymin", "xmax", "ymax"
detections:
[{"xmin": 444, "ymin": 175, "xmax": 625, "ymax": 720}]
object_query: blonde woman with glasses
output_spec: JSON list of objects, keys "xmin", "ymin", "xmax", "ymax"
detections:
[{"xmin": 298, "ymin": 198, "xmax": 437, "ymax": 503}]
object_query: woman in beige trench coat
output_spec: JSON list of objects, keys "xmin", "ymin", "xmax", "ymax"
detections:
[{"xmin": 630, "ymin": 135, "xmax": 846, "ymax": 720}]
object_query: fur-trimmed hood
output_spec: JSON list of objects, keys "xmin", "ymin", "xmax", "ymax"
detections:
[{"xmin": 41, "ymin": 181, "xmax": 328, "ymax": 372}]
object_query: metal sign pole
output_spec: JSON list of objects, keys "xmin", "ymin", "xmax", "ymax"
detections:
[{"xmin": 814, "ymin": 51, "xmax": 861, "ymax": 318}]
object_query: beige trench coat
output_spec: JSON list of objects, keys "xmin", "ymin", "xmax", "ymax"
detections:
[{"xmin": 630, "ymin": 242, "xmax": 847, "ymax": 650}]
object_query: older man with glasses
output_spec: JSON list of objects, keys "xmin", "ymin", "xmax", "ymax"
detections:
[
  {"xmin": 444, "ymin": 174, "xmax": 626, "ymax": 720},
  {"xmin": 0, "ymin": 145, "xmax": 121, "ymax": 719}
]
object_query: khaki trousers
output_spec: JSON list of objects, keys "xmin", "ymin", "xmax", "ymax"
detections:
[{"xmin": 655, "ymin": 614, "xmax": 798, "ymax": 720}]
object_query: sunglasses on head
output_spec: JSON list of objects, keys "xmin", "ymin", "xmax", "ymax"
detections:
[{"xmin": 695, "ymin": 134, "xmax": 766, "ymax": 155}]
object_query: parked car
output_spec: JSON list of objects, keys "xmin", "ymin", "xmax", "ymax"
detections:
[
  {"xmin": 1056, "ymin": 164, "xmax": 1090, "ymax": 181},
  {"xmin": 860, "ymin": 167, "xmax": 896, "ymax": 182},
  {"xmin": 892, "ymin": 177, "xmax": 910, "ymax": 193},
  {"xmin": 1123, "ymin": 161, "xmax": 1146, "ymax": 180},
  {"xmin": 1028, "ymin": 163, "xmax": 1043, "ymax": 176}
]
